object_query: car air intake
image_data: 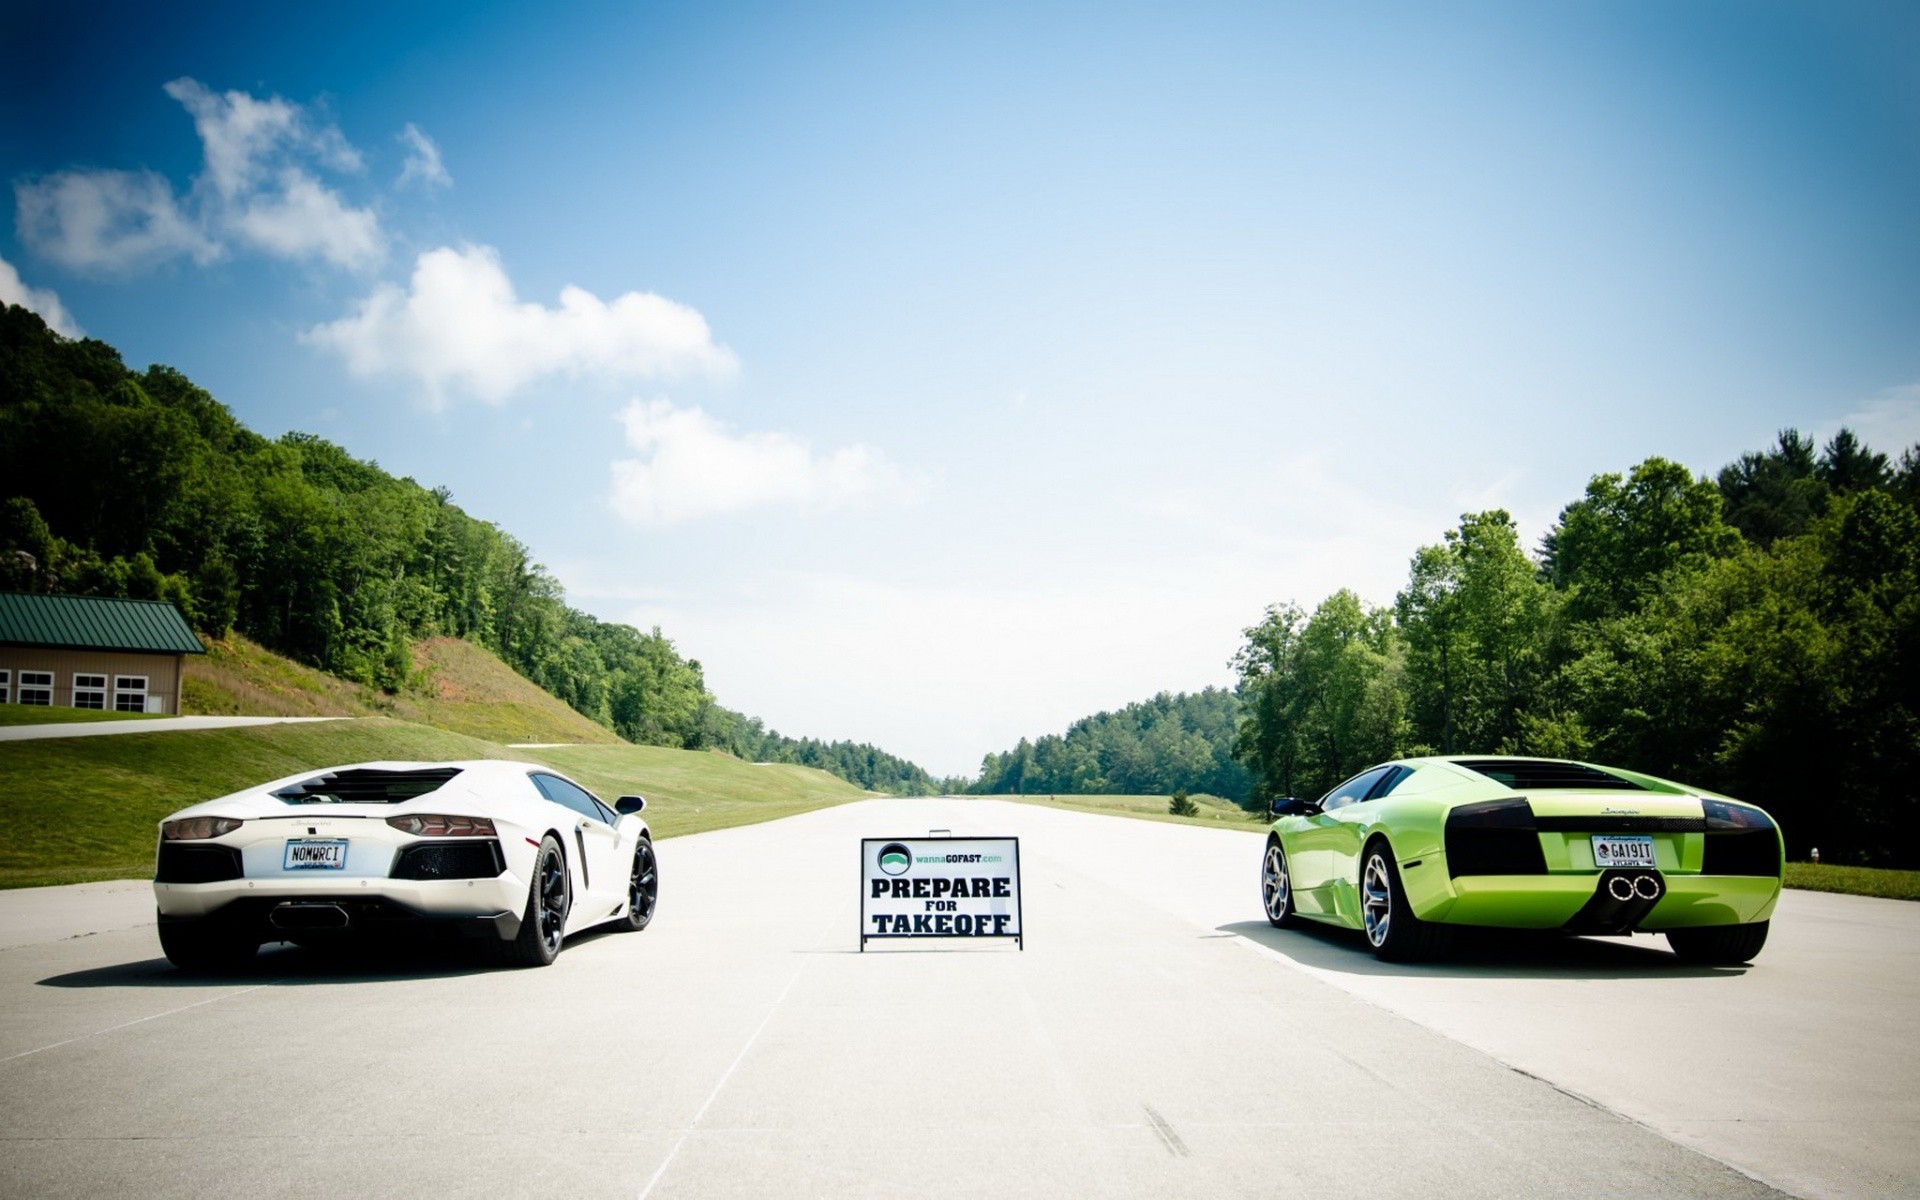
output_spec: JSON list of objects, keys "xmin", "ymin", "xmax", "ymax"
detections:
[
  {"xmin": 391, "ymin": 840, "xmax": 506, "ymax": 880},
  {"xmin": 1444, "ymin": 798, "xmax": 1548, "ymax": 876},
  {"xmin": 273, "ymin": 768, "xmax": 461, "ymax": 805},
  {"xmin": 1454, "ymin": 760, "xmax": 1647, "ymax": 791},
  {"xmin": 156, "ymin": 843, "xmax": 243, "ymax": 883}
]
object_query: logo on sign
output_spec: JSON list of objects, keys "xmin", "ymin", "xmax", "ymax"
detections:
[{"xmin": 877, "ymin": 842, "xmax": 912, "ymax": 876}]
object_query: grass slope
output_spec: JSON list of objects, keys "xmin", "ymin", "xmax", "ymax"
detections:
[
  {"xmin": 184, "ymin": 632, "xmax": 620, "ymax": 746},
  {"xmin": 0, "ymin": 717, "xmax": 867, "ymax": 889},
  {"xmin": 535, "ymin": 746, "xmax": 876, "ymax": 839},
  {"xmin": 989, "ymin": 791, "xmax": 1265, "ymax": 829},
  {"xmin": 1785, "ymin": 862, "xmax": 1920, "ymax": 902},
  {"xmin": 401, "ymin": 638, "xmax": 622, "ymax": 746}
]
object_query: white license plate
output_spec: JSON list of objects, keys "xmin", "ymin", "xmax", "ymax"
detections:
[
  {"xmin": 284, "ymin": 839, "xmax": 348, "ymax": 870},
  {"xmin": 1593, "ymin": 835, "xmax": 1656, "ymax": 868}
]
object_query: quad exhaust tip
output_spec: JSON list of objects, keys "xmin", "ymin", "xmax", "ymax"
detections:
[{"xmin": 1607, "ymin": 874, "xmax": 1664, "ymax": 902}]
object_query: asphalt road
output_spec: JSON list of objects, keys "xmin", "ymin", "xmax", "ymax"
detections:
[{"xmin": 1, "ymin": 798, "xmax": 1912, "ymax": 1198}]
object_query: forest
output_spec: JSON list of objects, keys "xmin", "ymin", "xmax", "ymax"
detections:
[
  {"xmin": 1233, "ymin": 434, "xmax": 1920, "ymax": 867},
  {"xmin": 969, "ymin": 688, "xmax": 1251, "ymax": 801},
  {"xmin": 0, "ymin": 306, "xmax": 935, "ymax": 796},
  {"xmin": 966, "ymin": 426, "xmax": 1917, "ymax": 868}
]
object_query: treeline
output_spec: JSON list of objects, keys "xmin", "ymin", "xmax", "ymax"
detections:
[
  {"xmin": 1235, "ymin": 433, "xmax": 1920, "ymax": 866},
  {"xmin": 0, "ymin": 305, "xmax": 935, "ymax": 794},
  {"xmin": 970, "ymin": 688, "xmax": 1252, "ymax": 801},
  {"xmin": 712, "ymin": 711, "xmax": 936, "ymax": 795}
]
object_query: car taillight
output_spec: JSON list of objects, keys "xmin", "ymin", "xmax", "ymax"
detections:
[
  {"xmin": 386, "ymin": 814, "xmax": 497, "ymax": 837},
  {"xmin": 1702, "ymin": 799, "xmax": 1774, "ymax": 831},
  {"xmin": 162, "ymin": 816, "xmax": 243, "ymax": 840}
]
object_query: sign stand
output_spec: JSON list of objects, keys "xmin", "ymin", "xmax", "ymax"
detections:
[{"xmin": 860, "ymin": 834, "xmax": 1023, "ymax": 951}]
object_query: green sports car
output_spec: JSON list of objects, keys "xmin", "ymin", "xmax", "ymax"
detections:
[{"xmin": 1260, "ymin": 756, "xmax": 1782, "ymax": 964}]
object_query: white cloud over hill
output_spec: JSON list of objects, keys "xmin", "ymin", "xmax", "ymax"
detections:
[
  {"xmin": 608, "ymin": 399, "xmax": 926, "ymax": 524},
  {"xmin": 14, "ymin": 77, "xmax": 395, "ymax": 273},
  {"xmin": 305, "ymin": 244, "xmax": 738, "ymax": 403},
  {"xmin": 0, "ymin": 255, "xmax": 82, "ymax": 336}
]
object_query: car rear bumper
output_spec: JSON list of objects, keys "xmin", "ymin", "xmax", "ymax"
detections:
[
  {"xmin": 1422, "ymin": 872, "xmax": 1782, "ymax": 930},
  {"xmin": 156, "ymin": 872, "xmax": 525, "ymax": 920}
]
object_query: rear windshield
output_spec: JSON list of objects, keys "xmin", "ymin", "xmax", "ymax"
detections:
[
  {"xmin": 273, "ymin": 767, "xmax": 461, "ymax": 804},
  {"xmin": 1455, "ymin": 759, "xmax": 1646, "ymax": 791}
]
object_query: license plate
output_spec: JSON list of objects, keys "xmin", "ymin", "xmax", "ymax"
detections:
[
  {"xmin": 1593, "ymin": 835, "xmax": 1656, "ymax": 868},
  {"xmin": 284, "ymin": 839, "xmax": 348, "ymax": 870}
]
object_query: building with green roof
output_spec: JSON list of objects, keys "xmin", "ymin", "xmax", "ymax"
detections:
[{"xmin": 0, "ymin": 592, "xmax": 205, "ymax": 715}]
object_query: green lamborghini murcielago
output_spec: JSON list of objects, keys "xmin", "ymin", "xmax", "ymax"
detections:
[{"xmin": 1260, "ymin": 756, "xmax": 1783, "ymax": 964}]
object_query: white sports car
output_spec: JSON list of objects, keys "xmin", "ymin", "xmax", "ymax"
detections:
[{"xmin": 152, "ymin": 760, "xmax": 658, "ymax": 969}]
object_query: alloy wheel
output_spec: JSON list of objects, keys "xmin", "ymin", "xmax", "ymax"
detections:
[
  {"xmin": 1262, "ymin": 844, "xmax": 1290, "ymax": 921},
  {"xmin": 629, "ymin": 841, "xmax": 657, "ymax": 925},
  {"xmin": 537, "ymin": 849, "xmax": 568, "ymax": 953},
  {"xmin": 1362, "ymin": 853, "xmax": 1392, "ymax": 947}
]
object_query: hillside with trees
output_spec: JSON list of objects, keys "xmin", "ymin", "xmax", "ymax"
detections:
[
  {"xmin": 970, "ymin": 688, "xmax": 1252, "ymax": 801},
  {"xmin": 0, "ymin": 305, "xmax": 934, "ymax": 795},
  {"xmin": 1234, "ymin": 434, "xmax": 1920, "ymax": 867}
]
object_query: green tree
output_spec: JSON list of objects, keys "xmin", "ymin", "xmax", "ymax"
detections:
[
  {"xmin": 1544, "ymin": 457, "xmax": 1740, "ymax": 621},
  {"xmin": 1234, "ymin": 591, "xmax": 1405, "ymax": 802},
  {"xmin": 1396, "ymin": 511, "xmax": 1556, "ymax": 755},
  {"xmin": 1716, "ymin": 430, "xmax": 1828, "ymax": 548}
]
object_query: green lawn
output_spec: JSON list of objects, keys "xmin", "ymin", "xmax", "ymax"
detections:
[
  {"xmin": 533, "ymin": 745, "xmax": 871, "ymax": 840},
  {"xmin": 0, "ymin": 717, "xmax": 870, "ymax": 889},
  {"xmin": 991, "ymin": 791, "xmax": 1267, "ymax": 830},
  {"xmin": 1785, "ymin": 862, "xmax": 1920, "ymax": 902},
  {"xmin": 0, "ymin": 705, "xmax": 172, "ymax": 726}
]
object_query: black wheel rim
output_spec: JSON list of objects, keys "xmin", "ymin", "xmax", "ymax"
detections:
[
  {"xmin": 1362, "ymin": 853, "xmax": 1391, "ymax": 947},
  {"xmin": 538, "ymin": 847, "xmax": 568, "ymax": 952},
  {"xmin": 1262, "ymin": 844, "xmax": 1290, "ymax": 920},
  {"xmin": 629, "ymin": 841, "xmax": 657, "ymax": 923}
]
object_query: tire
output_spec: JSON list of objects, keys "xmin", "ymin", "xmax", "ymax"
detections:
[
  {"xmin": 1261, "ymin": 837, "xmax": 1300, "ymax": 928},
  {"xmin": 1666, "ymin": 920, "xmax": 1769, "ymax": 965},
  {"xmin": 497, "ymin": 835, "xmax": 570, "ymax": 967},
  {"xmin": 614, "ymin": 837, "xmax": 658, "ymax": 933},
  {"xmin": 157, "ymin": 914, "xmax": 258, "ymax": 970},
  {"xmin": 1359, "ymin": 841, "xmax": 1451, "ymax": 963}
]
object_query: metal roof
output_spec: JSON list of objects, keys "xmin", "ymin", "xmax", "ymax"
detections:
[{"xmin": 0, "ymin": 592, "xmax": 205, "ymax": 655}]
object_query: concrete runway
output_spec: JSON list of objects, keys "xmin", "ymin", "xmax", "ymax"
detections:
[{"xmin": 1, "ymin": 797, "xmax": 1912, "ymax": 1198}]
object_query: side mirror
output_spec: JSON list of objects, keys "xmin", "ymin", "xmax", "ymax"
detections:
[
  {"xmin": 1267, "ymin": 796, "xmax": 1314, "ymax": 820},
  {"xmin": 615, "ymin": 795, "xmax": 647, "ymax": 816}
]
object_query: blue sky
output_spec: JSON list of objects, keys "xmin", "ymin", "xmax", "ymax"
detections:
[{"xmin": 4, "ymin": 2, "xmax": 1917, "ymax": 775}]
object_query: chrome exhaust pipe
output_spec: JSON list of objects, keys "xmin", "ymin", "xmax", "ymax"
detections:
[
  {"xmin": 1634, "ymin": 874, "xmax": 1662, "ymax": 901},
  {"xmin": 1609, "ymin": 876, "xmax": 1637, "ymax": 901}
]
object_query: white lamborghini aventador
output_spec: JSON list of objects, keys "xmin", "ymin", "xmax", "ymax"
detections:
[{"xmin": 152, "ymin": 760, "xmax": 657, "ymax": 968}]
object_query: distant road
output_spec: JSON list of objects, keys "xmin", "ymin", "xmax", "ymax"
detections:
[
  {"xmin": 0, "ymin": 715, "xmax": 344, "ymax": 742},
  {"xmin": 8, "ymin": 798, "xmax": 1910, "ymax": 1196}
]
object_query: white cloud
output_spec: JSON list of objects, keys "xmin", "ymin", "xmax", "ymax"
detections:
[
  {"xmin": 304, "ymin": 244, "xmax": 738, "ymax": 402},
  {"xmin": 397, "ymin": 124, "xmax": 451, "ymax": 188},
  {"xmin": 12, "ymin": 78, "xmax": 381, "ymax": 275},
  {"xmin": 231, "ymin": 168, "xmax": 384, "ymax": 269},
  {"xmin": 608, "ymin": 399, "xmax": 927, "ymax": 524},
  {"xmin": 162, "ymin": 78, "xmax": 305, "ymax": 198},
  {"xmin": 14, "ymin": 169, "xmax": 218, "ymax": 272},
  {"xmin": 0, "ymin": 254, "xmax": 82, "ymax": 336},
  {"xmin": 1837, "ymin": 385, "xmax": 1920, "ymax": 455}
]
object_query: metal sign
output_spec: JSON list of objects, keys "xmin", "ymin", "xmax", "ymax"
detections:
[{"xmin": 860, "ymin": 836, "xmax": 1022, "ymax": 950}]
